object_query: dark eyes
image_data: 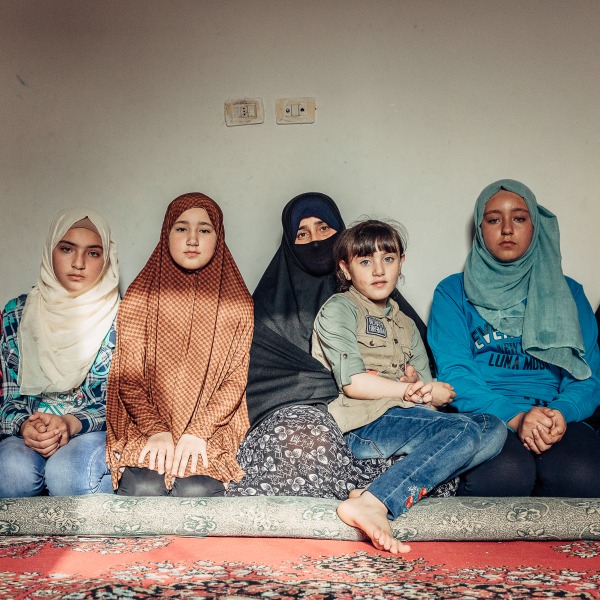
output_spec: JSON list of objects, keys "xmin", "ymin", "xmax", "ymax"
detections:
[
  {"xmin": 485, "ymin": 216, "xmax": 528, "ymax": 224},
  {"xmin": 57, "ymin": 246, "xmax": 102, "ymax": 257},
  {"xmin": 174, "ymin": 226, "xmax": 213, "ymax": 234}
]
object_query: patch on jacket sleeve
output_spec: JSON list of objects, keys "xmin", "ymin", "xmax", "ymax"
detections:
[{"xmin": 365, "ymin": 316, "xmax": 387, "ymax": 338}]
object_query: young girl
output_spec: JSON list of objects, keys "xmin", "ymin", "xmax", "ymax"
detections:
[
  {"xmin": 106, "ymin": 193, "xmax": 253, "ymax": 497},
  {"xmin": 313, "ymin": 219, "xmax": 506, "ymax": 553},
  {"xmin": 228, "ymin": 192, "xmax": 438, "ymax": 500},
  {"xmin": 0, "ymin": 208, "xmax": 119, "ymax": 497}
]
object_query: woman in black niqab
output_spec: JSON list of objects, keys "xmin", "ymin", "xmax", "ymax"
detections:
[{"xmin": 227, "ymin": 192, "xmax": 439, "ymax": 499}]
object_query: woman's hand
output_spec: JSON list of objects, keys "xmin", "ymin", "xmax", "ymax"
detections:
[
  {"xmin": 403, "ymin": 380, "xmax": 433, "ymax": 405},
  {"xmin": 522, "ymin": 408, "xmax": 566, "ymax": 454},
  {"xmin": 21, "ymin": 414, "xmax": 60, "ymax": 458},
  {"xmin": 20, "ymin": 412, "xmax": 82, "ymax": 457},
  {"xmin": 171, "ymin": 434, "xmax": 208, "ymax": 478},
  {"xmin": 508, "ymin": 407, "xmax": 565, "ymax": 454},
  {"xmin": 138, "ymin": 432, "xmax": 174, "ymax": 475},
  {"xmin": 429, "ymin": 381, "xmax": 456, "ymax": 407}
]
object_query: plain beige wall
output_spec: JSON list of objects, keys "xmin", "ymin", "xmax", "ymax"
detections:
[{"xmin": 1, "ymin": 0, "xmax": 599, "ymax": 319}]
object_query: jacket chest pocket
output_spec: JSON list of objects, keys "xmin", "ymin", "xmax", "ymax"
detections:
[{"xmin": 357, "ymin": 333, "xmax": 392, "ymax": 371}]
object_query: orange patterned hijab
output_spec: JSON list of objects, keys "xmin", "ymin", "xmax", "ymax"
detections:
[{"xmin": 106, "ymin": 193, "xmax": 253, "ymax": 489}]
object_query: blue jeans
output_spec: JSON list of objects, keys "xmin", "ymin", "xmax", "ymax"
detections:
[
  {"xmin": 345, "ymin": 406, "xmax": 506, "ymax": 518},
  {"xmin": 0, "ymin": 431, "xmax": 112, "ymax": 497}
]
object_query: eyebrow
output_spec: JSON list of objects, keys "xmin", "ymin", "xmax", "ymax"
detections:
[
  {"xmin": 483, "ymin": 207, "xmax": 529, "ymax": 215},
  {"xmin": 173, "ymin": 219, "xmax": 213, "ymax": 226},
  {"xmin": 297, "ymin": 220, "xmax": 327, "ymax": 230},
  {"xmin": 58, "ymin": 239, "xmax": 103, "ymax": 250}
]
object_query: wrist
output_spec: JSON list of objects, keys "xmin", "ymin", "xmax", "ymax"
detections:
[
  {"xmin": 507, "ymin": 412, "xmax": 525, "ymax": 432},
  {"xmin": 63, "ymin": 415, "xmax": 82, "ymax": 437}
]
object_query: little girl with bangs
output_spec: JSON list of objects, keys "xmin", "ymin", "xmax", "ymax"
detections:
[{"xmin": 312, "ymin": 219, "xmax": 506, "ymax": 554}]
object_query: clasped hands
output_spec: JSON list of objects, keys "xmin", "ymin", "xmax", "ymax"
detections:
[
  {"xmin": 20, "ymin": 412, "xmax": 82, "ymax": 458},
  {"xmin": 400, "ymin": 364, "xmax": 456, "ymax": 408},
  {"xmin": 138, "ymin": 432, "xmax": 208, "ymax": 477},
  {"xmin": 509, "ymin": 406, "xmax": 566, "ymax": 454}
]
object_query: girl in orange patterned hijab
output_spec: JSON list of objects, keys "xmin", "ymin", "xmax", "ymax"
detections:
[{"xmin": 106, "ymin": 193, "xmax": 253, "ymax": 496}]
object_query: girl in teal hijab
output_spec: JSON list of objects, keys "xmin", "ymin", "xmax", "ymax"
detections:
[
  {"xmin": 464, "ymin": 179, "xmax": 590, "ymax": 380},
  {"xmin": 429, "ymin": 179, "xmax": 600, "ymax": 497}
]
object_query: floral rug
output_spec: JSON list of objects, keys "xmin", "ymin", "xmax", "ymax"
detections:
[{"xmin": 1, "ymin": 535, "xmax": 599, "ymax": 598}]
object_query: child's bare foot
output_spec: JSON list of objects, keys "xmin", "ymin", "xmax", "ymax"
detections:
[
  {"xmin": 337, "ymin": 491, "xmax": 411, "ymax": 554},
  {"xmin": 349, "ymin": 485, "xmax": 368, "ymax": 499}
]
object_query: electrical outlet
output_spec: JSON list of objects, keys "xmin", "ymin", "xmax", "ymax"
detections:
[
  {"xmin": 276, "ymin": 97, "xmax": 316, "ymax": 125},
  {"xmin": 224, "ymin": 98, "xmax": 264, "ymax": 126}
]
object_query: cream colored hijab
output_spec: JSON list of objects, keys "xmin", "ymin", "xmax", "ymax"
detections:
[{"xmin": 17, "ymin": 208, "xmax": 120, "ymax": 395}]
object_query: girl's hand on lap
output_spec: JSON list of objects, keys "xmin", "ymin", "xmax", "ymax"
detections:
[
  {"xmin": 61, "ymin": 414, "xmax": 83, "ymax": 442},
  {"xmin": 404, "ymin": 380, "xmax": 433, "ymax": 405},
  {"xmin": 429, "ymin": 381, "xmax": 456, "ymax": 407},
  {"xmin": 31, "ymin": 413, "xmax": 81, "ymax": 446},
  {"xmin": 20, "ymin": 417, "xmax": 61, "ymax": 458},
  {"xmin": 539, "ymin": 407, "xmax": 566, "ymax": 439},
  {"xmin": 513, "ymin": 407, "xmax": 565, "ymax": 453},
  {"xmin": 139, "ymin": 432, "xmax": 174, "ymax": 475},
  {"xmin": 524, "ymin": 427, "xmax": 552, "ymax": 454},
  {"xmin": 27, "ymin": 412, "xmax": 48, "ymax": 433},
  {"xmin": 172, "ymin": 434, "xmax": 208, "ymax": 478}
]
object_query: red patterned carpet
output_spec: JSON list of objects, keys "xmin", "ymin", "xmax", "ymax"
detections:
[{"xmin": 1, "ymin": 535, "xmax": 599, "ymax": 598}]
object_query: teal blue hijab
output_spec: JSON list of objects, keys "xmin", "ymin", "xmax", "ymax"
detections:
[{"xmin": 464, "ymin": 179, "xmax": 590, "ymax": 380}]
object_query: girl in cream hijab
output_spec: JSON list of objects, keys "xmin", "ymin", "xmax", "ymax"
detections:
[{"xmin": 0, "ymin": 208, "xmax": 119, "ymax": 497}]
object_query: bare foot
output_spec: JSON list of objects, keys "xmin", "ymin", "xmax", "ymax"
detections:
[
  {"xmin": 349, "ymin": 485, "xmax": 368, "ymax": 499},
  {"xmin": 337, "ymin": 491, "xmax": 411, "ymax": 554}
]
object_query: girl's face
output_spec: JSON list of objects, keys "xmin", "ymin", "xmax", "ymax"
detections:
[
  {"xmin": 295, "ymin": 216, "xmax": 337, "ymax": 244},
  {"xmin": 52, "ymin": 226, "xmax": 105, "ymax": 294},
  {"xmin": 169, "ymin": 207, "xmax": 217, "ymax": 270},
  {"xmin": 340, "ymin": 246, "xmax": 405, "ymax": 308},
  {"xmin": 481, "ymin": 190, "xmax": 534, "ymax": 262}
]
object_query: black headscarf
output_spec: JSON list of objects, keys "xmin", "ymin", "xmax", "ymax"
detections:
[{"xmin": 247, "ymin": 192, "xmax": 432, "ymax": 428}]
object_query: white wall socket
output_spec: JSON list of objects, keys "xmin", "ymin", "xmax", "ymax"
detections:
[
  {"xmin": 224, "ymin": 98, "xmax": 264, "ymax": 126},
  {"xmin": 276, "ymin": 97, "xmax": 316, "ymax": 125}
]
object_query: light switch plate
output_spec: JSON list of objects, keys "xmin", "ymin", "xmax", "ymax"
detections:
[{"xmin": 224, "ymin": 98, "xmax": 264, "ymax": 126}]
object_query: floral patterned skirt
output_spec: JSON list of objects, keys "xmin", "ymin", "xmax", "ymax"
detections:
[{"xmin": 227, "ymin": 405, "xmax": 456, "ymax": 499}]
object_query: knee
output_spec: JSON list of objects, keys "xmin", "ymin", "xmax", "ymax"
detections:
[
  {"xmin": 538, "ymin": 465, "xmax": 600, "ymax": 497},
  {"xmin": 45, "ymin": 432, "xmax": 110, "ymax": 496},
  {"xmin": 116, "ymin": 467, "xmax": 169, "ymax": 496},
  {"xmin": 172, "ymin": 475, "xmax": 226, "ymax": 497},
  {"xmin": 452, "ymin": 415, "xmax": 482, "ymax": 456},
  {"xmin": 459, "ymin": 435, "xmax": 536, "ymax": 497},
  {"xmin": 473, "ymin": 414, "xmax": 508, "ymax": 461},
  {"xmin": 0, "ymin": 437, "xmax": 46, "ymax": 497},
  {"xmin": 535, "ymin": 426, "xmax": 600, "ymax": 497}
]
